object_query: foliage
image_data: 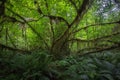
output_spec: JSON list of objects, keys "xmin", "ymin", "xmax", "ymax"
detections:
[
  {"xmin": 52, "ymin": 50, "xmax": 120, "ymax": 80},
  {"xmin": 0, "ymin": 0, "xmax": 120, "ymax": 58},
  {"xmin": 0, "ymin": 50, "xmax": 120, "ymax": 80},
  {"xmin": 0, "ymin": 0, "xmax": 120, "ymax": 79},
  {"xmin": 0, "ymin": 51, "xmax": 52, "ymax": 80}
]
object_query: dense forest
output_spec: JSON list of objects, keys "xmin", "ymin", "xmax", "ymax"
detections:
[{"xmin": 0, "ymin": 0, "xmax": 120, "ymax": 80}]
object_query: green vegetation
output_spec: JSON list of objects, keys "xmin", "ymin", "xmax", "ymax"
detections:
[
  {"xmin": 0, "ymin": 50, "xmax": 120, "ymax": 80},
  {"xmin": 0, "ymin": 0, "xmax": 120, "ymax": 80}
]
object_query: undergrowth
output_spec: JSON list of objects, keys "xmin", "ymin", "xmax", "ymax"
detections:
[{"xmin": 0, "ymin": 50, "xmax": 120, "ymax": 80}]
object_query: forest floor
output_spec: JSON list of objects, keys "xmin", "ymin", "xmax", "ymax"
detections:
[{"xmin": 0, "ymin": 49, "xmax": 120, "ymax": 80}]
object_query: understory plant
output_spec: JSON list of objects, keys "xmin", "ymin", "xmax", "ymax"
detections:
[
  {"xmin": 0, "ymin": 50, "xmax": 120, "ymax": 80},
  {"xmin": 52, "ymin": 50, "xmax": 120, "ymax": 80}
]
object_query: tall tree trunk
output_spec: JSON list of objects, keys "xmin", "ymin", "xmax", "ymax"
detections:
[{"xmin": 51, "ymin": 30, "xmax": 70, "ymax": 59}]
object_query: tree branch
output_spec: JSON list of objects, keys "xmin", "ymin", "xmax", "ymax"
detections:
[
  {"xmin": 6, "ymin": 7, "xmax": 49, "ymax": 50},
  {"xmin": 71, "ymin": 21, "xmax": 120, "ymax": 35},
  {"xmin": 52, "ymin": 0, "xmax": 92, "ymax": 47},
  {"xmin": 68, "ymin": 31, "xmax": 120, "ymax": 43},
  {"xmin": 44, "ymin": 0, "xmax": 55, "ymax": 44},
  {"xmin": 44, "ymin": 15, "xmax": 70, "ymax": 26},
  {"xmin": 34, "ymin": 1, "xmax": 70, "ymax": 26},
  {"xmin": 68, "ymin": 0, "xmax": 78, "ymax": 11},
  {"xmin": 0, "ymin": 43, "xmax": 31, "ymax": 53},
  {"xmin": 78, "ymin": 44, "xmax": 120, "ymax": 57},
  {"xmin": 70, "ymin": 0, "xmax": 91, "ymax": 27}
]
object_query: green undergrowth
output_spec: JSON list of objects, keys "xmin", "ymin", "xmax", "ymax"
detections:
[{"xmin": 0, "ymin": 50, "xmax": 120, "ymax": 80}]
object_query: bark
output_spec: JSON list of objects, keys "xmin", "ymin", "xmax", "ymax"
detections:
[
  {"xmin": 0, "ymin": 0, "xmax": 6, "ymax": 17},
  {"xmin": 50, "ymin": 0, "xmax": 91, "ymax": 59},
  {"xmin": 0, "ymin": 43, "xmax": 31, "ymax": 53}
]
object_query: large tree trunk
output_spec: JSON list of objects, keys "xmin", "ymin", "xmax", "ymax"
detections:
[{"xmin": 51, "ymin": 30, "xmax": 70, "ymax": 59}]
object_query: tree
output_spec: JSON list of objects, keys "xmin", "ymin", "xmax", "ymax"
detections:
[{"xmin": 0, "ymin": 0, "xmax": 120, "ymax": 59}]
